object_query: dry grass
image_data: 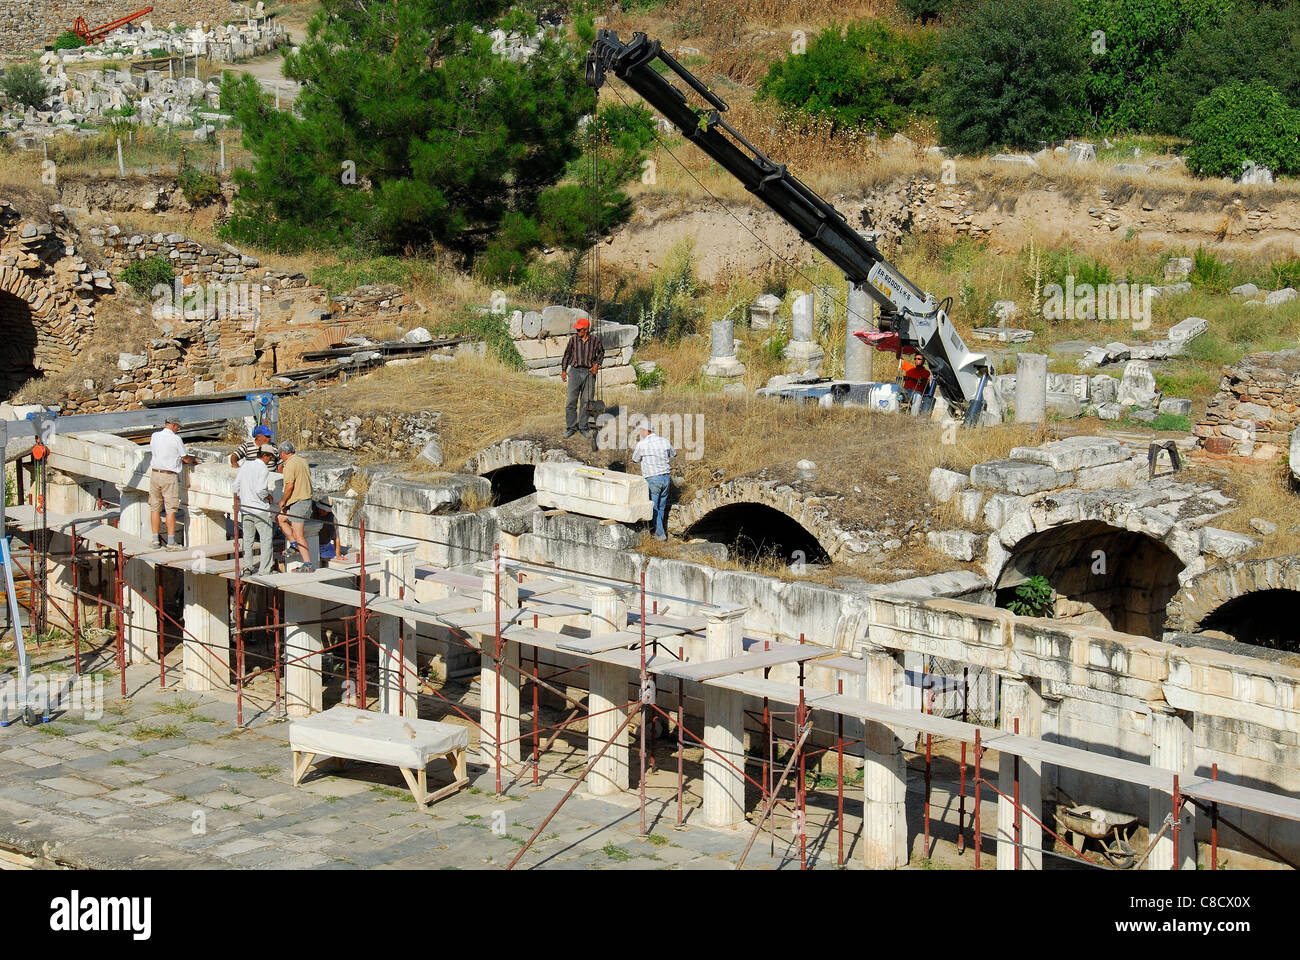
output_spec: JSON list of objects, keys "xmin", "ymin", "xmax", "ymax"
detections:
[
  {"xmin": 281, "ymin": 352, "xmax": 562, "ymax": 469},
  {"xmin": 1190, "ymin": 460, "xmax": 1300, "ymax": 562}
]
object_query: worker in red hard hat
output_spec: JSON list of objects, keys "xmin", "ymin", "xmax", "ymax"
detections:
[{"xmin": 560, "ymin": 315, "xmax": 604, "ymax": 438}]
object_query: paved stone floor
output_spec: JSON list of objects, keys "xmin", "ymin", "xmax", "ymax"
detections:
[{"xmin": 0, "ymin": 651, "xmax": 882, "ymax": 871}]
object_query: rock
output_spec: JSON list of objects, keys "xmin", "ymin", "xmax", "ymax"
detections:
[
  {"xmin": 1113, "ymin": 163, "xmax": 1149, "ymax": 175},
  {"xmin": 1167, "ymin": 317, "xmax": 1207, "ymax": 345},
  {"xmin": 1230, "ymin": 283, "xmax": 1259, "ymax": 298},
  {"xmin": 1164, "ymin": 257, "xmax": 1193, "ymax": 280},
  {"xmin": 1293, "ymin": 427, "xmax": 1300, "ymax": 482},
  {"xmin": 1066, "ymin": 142, "xmax": 1096, "ymax": 165},
  {"xmin": 416, "ymin": 438, "xmax": 443, "ymax": 466},
  {"xmin": 1158, "ymin": 398, "xmax": 1192, "ymax": 417},
  {"xmin": 1237, "ymin": 162, "xmax": 1275, "ymax": 185},
  {"xmin": 796, "ymin": 459, "xmax": 816, "ymax": 481},
  {"xmin": 1090, "ymin": 375, "xmax": 1117, "ymax": 405},
  {"xmin": 1129, "ymin": 408, "xmax": 1159, "ymax": 424},
  {"xmin": 1095, "ymin": 402, "xmax": 1124, "ymax": 421},
  {"xmin": 1117, "ymin": 360, "xmax": 1158, "ymax": 407},
  {"xmin": 117, "ymin": 352, "xmax": 147, "ymax": 371},
  {"xmin": 972, "ymin": 326, "xmax": 1034, "ymax": 343},
  {"xmin": 926, "ymin": 530, "xmax": 983, "ymax": 562},
  {"xmin": 403, "ymin": 326, "xmax": 433, "ymax": 344},
  {"xmin": 970, "ymin": 460, "xmax": 1065, "ymax": 495},
  {"xmin": 1045, "ymin": 392, "xmax": 1083, "ymax": 418},
  {"xmin": 1199, "ymin": 527, "xmax": 1258, "ymax": 559},
  {"xmin": 1250, "ymin": 518, "xmax": 1278, "ymax": 536},
  {"xmin": 956, "ymin": 488, "xmax": 985, "ymax": 524},
  {"xmin": 1264, "ymin": 288, "xmax": 1298, "ymax": 306},
  {"xmin": 1009, "ymin": 436, "xmax": 1127, "ymax": 471},
  {"xmin": 928, "ymin": 467, "xmax": 970, "ymax": 503},
  {"xmin": 991, "ymin": 154, "xmax": 1039, "ymax": 170}
]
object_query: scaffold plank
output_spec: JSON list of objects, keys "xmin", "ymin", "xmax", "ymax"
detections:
[{"xmin": 657, "ymin": 642, "xmax": 834, "ymax": 682}]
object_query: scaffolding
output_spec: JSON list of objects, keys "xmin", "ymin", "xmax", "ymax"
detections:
[{"xmin": 6, "ymin": 445, "xmax": 1300, "ymax": 871}]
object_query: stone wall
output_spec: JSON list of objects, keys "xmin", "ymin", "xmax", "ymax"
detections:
[
  {"xmin": 507, "ymin": 304, "xmax": 639, "ymax": 387},
  {"xmin": 1194, "ymin": 348, "xmax": 1300, "ymax": 458},
  {"xmin": 0, "ymin": 199, "xmax": 112, "ymax": 397},
  {"xmin": 0, "ymin": 1, "xmax": 244, "ymax": 55}
]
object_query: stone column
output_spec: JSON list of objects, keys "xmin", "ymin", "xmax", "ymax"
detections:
[
  {"xmin": 284, "ymin": 593, "xmax": 322, "ymax": 717},
  {"xmin": 783, "ymin": 291, "xmax": 825, "ymax": 375},
  {"xmin": 182, "ymin": 508, "xmax": 230, "ymax": 691},
  {"xmin": 1148, "ymin": 705, "xmax": 1196, "ymax": 870},
  {"xmin": 1015, "ymin": 353, "xmax": 1047, "ymax": 425},
  {"xmin": 375, "ymin": 536, "xmax": 419, "ymax": 717},
  {"xmin": 997, "ymin": 674, "xmax": 1043, "ymax": 870},
  {"xmin": 845, "ymin": 281, "xmax": 874, "ymax": 381},
  {"xmin": 45, "ymin": 471, "xmax": 89, "ymax": 633},
  {"xmin": 862, "ymin": 647, "xmax": 908, "ymax": 868},
  {"xmin": 478, "ymin": 560, "xmax": 521, "ymax": 767},
  {"xmin": 702, "ymin": 603, "xmax": 747, "ymax": 827},
  {"xmin": 119, "ymin": 490, "xmax": 158, "ymax": 664},
  {"xmin": 700, "ymin": 318, "xmax": 747, "ymax": 382},
  {"xmin": 587, "ymin": 586, "xmax": 629, "ymax": 795}
]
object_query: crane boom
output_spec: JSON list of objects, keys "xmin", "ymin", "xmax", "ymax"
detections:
[{"xmin": 586, "ymin": 29, "xmax": 995, "ymax": 421}]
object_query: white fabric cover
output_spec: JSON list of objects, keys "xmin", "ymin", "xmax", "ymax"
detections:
[{"xmin": 289, "ymin": 705, "xmax": 468, "ymax": 768}]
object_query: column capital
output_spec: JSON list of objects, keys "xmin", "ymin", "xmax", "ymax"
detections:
[
  {"xmin": 373, "ymin": 535, "xmax": 418, "ymax": 557},
  {"xmin": 706, "ymin": 602, "xmax": 747, "ymax": 623}
]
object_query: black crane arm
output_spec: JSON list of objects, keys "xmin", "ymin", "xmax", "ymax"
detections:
[{"xmin": 585, "ymin": 29, "xmax": 994, "ymax": 419}]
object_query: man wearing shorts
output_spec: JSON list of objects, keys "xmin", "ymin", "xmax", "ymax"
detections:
[
  {"xmin": 275, "ymin": 441, "xmax": 314, "ymax": 572},
  {"xmin": 148, "ymin": 418, "xmax": 197, "ymax": 551}
]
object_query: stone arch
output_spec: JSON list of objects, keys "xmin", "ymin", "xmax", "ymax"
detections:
[
  {"xmin": 464, "ymin": 439, "xmax": 573, "ymax": 505},
  {"xmin": 992, "ymin": 519, "xmax": 1186, "ymax": 639},
  {"xmin": 1166, "ymin": 556, "xmax": 1300, "ymax": 646},
  {"xmin": 0, "ymin": 264, "xmax": 78, "ymax": 400},
  {"xmin": 669, "ymin": 479, "xmax": 853, "ymax": 562}
]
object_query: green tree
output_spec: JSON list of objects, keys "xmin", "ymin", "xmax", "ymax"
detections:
[
  {"xmin": 1151, "ymin": 3, "xmax": 1300, "ymax": 134},
  {"xmin": 757, "ymin": 22, "xmax": 938, "ymax": 135},
  {"xmin": 1076, "ymin": 0, "xmax": 1227, "ymax": 131},
  {"xmin": 1, "ymin": 64, "xmax": 48, "ymax": 109},
  {"xmin": 1185, "ymin": 80, "xmax": 1300, "ymax": 178},
  {"xmin": 221, "ymin": 1, "xmax": 597, "ymax": 264},
  {"xmin": 936, "ymin": 0, "xmax": 1085, "ymax": 154},
  {"xmin": 52, "ymin": 31, "xmax": 87, "ymax": 51}
]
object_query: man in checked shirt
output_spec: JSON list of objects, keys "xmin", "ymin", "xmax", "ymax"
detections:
[
  {"xmin": 631, "ymin": 417, "xmax": 677, "ymax": 540},
  {"xmin": 560, "ymin": 315, "xmax": 604, "ymax": 438}
]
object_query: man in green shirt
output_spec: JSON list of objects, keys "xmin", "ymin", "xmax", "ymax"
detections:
[{"xmin": 275, "ymin": 442, "xmax": 315, "ymax": 572}]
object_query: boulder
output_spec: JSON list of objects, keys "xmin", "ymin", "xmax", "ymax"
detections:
[{"xmin": 927, "ymin": 467, "xmax": 969, "ymax": 504}]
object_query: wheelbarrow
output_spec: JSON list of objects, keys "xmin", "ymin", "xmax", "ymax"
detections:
[{"xmin": 1053, "ymin": 791, "xmax": 1139, "ymax": 869}]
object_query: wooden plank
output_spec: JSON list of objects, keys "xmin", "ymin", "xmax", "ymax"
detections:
[
  {"xmin": 630, "ymin": 612, "xmax": 709, "ymax": 633},
  {"xmin": 138, "ymin": 540, "xmax": 239, "ymax": 564},
  {"xmin": 1181, "ymin": 777, "xmax": 1300, "ymax": 822},
  {"xmin": 416, "ymin": 567, "xmax": 482, "ymax": 591},
  {"xmin": 555, "ymin": 630, "xmax": 645, "ymax": 655},
  {"xmin": 8, "ymin": 506, "xmax": 119, "ymax": 533},
  {"xmin": 259, "ymin": 569, "xmax": 356, "ymax": 588},
  {"xmin": 75, "ymin": 522, "xmax": 156, "ymax": 556},
  {"xmin": 499, "ymin": 625, "xmax": 580, "ymax": 653},
  {"xmin": 657, "ymin": 642, "xmax": 834, "ymax": 682},
  {"xmin": 517, "ymin": 577, "xmax": 570, "ymax": 599},
  {"xmin": 809, "ymin": 654, "xmax": 867, "ymax": 676}
]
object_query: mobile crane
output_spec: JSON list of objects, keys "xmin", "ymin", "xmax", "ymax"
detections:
[{"xmin": 585, "ymin": 30, "xmax": 996, "ymax": 424}]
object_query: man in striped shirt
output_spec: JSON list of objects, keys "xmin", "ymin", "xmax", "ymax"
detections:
[
  {"xmin": 560, "ymin": 316, "xmax": 604, "ymax": 438},
  {"xmin": 229, "ymin": 425, "xmax": 281, "ymax": 471},
  {"xmin": 632, "ymin": 421, "xmax": 676, "ymax": 541}
]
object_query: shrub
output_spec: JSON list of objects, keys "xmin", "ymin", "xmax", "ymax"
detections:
[
  {"xmin": 177, "ymin": 164, "xmax": 221, "ymax": 206},
  {"xmin": 899, "ymin": 0, "xmax": 954, "ymax": 22},
  {"xmin": 757, "ymin": 21, "xmax": 938, "ymax": 135},
  {"xmin": 1185, "ymin": 80, "xmax": 1300, "ymax": 178},
  {"xmin": 1188, "ymin": 246, "xmax": 1231, "ymax": 292},
  {"xmin": 1077, "ymin": 0, "xmax": 1225, "ymax": 131},
  {"xmin": 634, "ymin": 364, "xmax": 666, "ymax": 389},
  {"xmin": 1006, "ymin": 574, "xmax": 1053, "ymax": 617},
  {"xmin": 635, "ymin": 243, "xmax": 698, "ymax": 342},
  {"xmin": 1, "ymin": 64, "xmax": 48, "ymax": 109},
  {"xmin": 1152, "ymin": 3, "xmax": 1300, "ymax": 134},
  {"xmin": 936, "ymin": 0, "xmax": 1085, "ymax": 154},
  {"xmin": 120, "ymin": 256, "xmax": 175, "ymax": 295},
  {"xmin": 52, "ymin": 32, "xmax": 86, "ymax": 51}
]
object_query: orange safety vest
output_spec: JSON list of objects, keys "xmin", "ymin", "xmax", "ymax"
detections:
[{"xmin": 901, "ymin": 356, "xmax": 930, "ymax": 393}]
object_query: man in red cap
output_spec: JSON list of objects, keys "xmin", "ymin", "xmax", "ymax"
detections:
[{"xmin": 560, "ymin": 314, "xmax": 604, "ymax": 438}]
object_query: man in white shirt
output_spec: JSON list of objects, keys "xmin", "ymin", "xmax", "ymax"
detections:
[
  {"xmin": 631, "ymin": 419, "xmax": 676, "ymax": 541},
  {"xmin": 233, "ymin": 448, "xmax": 276, "ymax": 577},
  {"xmin": 148, "ymin": 418, "xmax": 197, "ymax": 551}
]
